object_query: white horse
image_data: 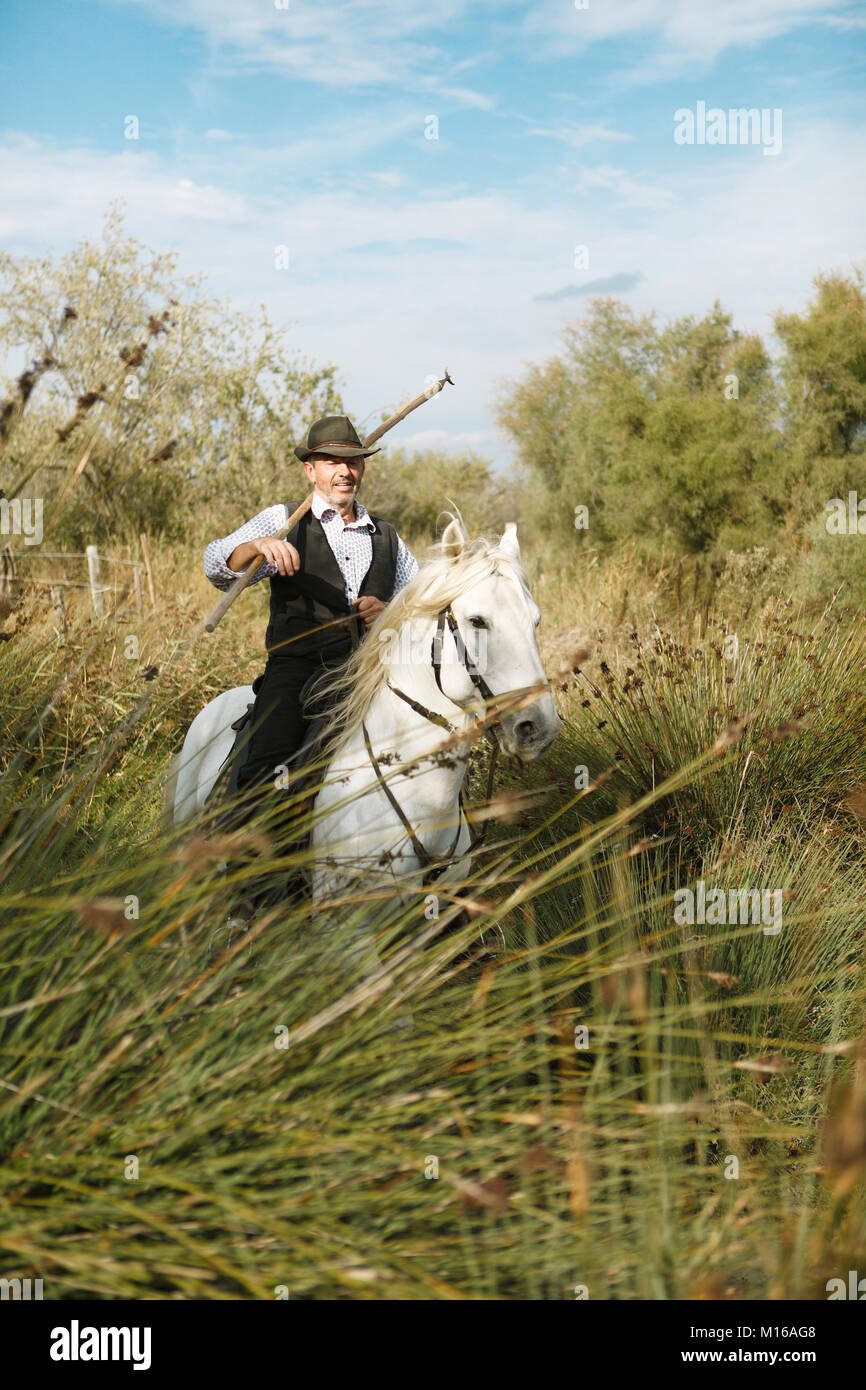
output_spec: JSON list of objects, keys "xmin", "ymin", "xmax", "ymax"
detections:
[{"xmin": 172, "ymin": 517, "xmax": 561, "ymax": 904}]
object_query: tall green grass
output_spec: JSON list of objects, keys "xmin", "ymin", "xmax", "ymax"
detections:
[{"xmin": 1, "ymin": 578, "xmax": 865, "ymax": 1300}]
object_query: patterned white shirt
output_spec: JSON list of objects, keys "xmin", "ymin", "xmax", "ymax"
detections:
[{"xmin": 203, "ymin": 489, "xmax": 419, "ymax": 603}]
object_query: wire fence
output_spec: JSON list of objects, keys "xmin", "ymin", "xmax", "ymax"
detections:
[{"xmin": 0, "ymin": 536, "xmax": 157, "ymax": 628}]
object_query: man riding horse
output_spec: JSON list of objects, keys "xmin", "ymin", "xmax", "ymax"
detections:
[{"xmin": 203, "ymin": 414, "xmax": 419, "ymax": 912}]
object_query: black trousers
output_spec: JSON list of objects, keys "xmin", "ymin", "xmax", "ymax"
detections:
[
  {"xmin": 235, "ymin": 650, "xmax": 348, "ymax": 791},
  {"xmin": 218, "ymin": 647, "xmax": 350, "ymax": 907}
]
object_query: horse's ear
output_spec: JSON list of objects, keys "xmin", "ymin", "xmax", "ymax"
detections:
[
  {"xmin": 441, "ymin": 516, "xmax": 465, "ymax": 560},
  {"xmin": 499, "ymin": 522, "xmax": 520, "ymax": 561}
]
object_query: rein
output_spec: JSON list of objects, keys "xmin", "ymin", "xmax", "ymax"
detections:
[{"xmin": 361, "ymin": 603, "xmax": 500, "ymax": 884}]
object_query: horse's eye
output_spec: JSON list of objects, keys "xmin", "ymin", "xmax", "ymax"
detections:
[{"xmin": 469, "ymin": 616, "xmax": 489, "ymax": 630}]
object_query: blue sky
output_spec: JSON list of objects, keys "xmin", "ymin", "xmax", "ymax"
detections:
[{"xmin": 1, "ymin": 0, "xmax": 865, "ymax": 463}]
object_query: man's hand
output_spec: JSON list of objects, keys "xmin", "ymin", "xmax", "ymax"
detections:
[
  {"xmin": 253, "ymin": 536, "xmax": 300, "ymax": 577},
  {"xmin": 228, "ymin": 536, "xmax": 300, "ymax": 577},
  {"xmin": 353, "ymin": 595, "xmax": 386, "ymax": 629}
]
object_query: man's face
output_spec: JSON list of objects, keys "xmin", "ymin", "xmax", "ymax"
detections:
[{"xmin": 304, "ymin": 453, "xmax": 365, "ymax": 507}]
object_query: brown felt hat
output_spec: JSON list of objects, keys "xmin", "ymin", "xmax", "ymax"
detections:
[{"xmin": 294, "ymin": 415, "xmax": 381, "ymax": 463}]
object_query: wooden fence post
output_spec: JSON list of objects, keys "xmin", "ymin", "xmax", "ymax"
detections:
[
  {"xmin": 0, "ymin": 544, "xmax": 16, "ymax": 603},
  {"xmin": 139, "ymin": 532, "xmax": 156, "ymax": 607},
  {"xmin": 133, "ymin": 562, "xmax": 143, "ymax": 613},
  {"xmin": 86, "ymin": 544, "xmax": 104, "ymax": 618}
]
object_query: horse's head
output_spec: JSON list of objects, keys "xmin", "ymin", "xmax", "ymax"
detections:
[{"xmin": 438, "ymin": 518, "xmax": 562, "ymax": 760}]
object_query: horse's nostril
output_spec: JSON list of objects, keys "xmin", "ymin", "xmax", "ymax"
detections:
[{"xmin": 515, "ymin": 720, "xmax": 535, "ymax": 741}]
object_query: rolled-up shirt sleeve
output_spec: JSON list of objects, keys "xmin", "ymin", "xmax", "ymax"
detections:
[{"xmin": 203, "ymin": 504, "xmax": 288, "ymax": 591}]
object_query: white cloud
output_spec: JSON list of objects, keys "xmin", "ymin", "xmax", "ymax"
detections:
[
  {"xmin": 1, "ymin": 118, "xmax": 863, "ymax": 467},
  {"xmin": 574, "ymin": 163, "xmax": 676, "ymax": 210},
  {"xmin": 396, "ymin": 427, "xmax": 499, "ymax": 454},
  {"xmin": 523, "ymin": 0, "xmax": 862, "ymax": 77},
  {"xmin": 823, "ymin": 12, "xmax": 866, "ymax": 26},
  {"xmin": 0, "ymin": 135, "xmax": 251, "ymax": 240},
  {"xmin": 434, "ymin": 87, "xmax": 496, "ymax": 112},
  {"xmin": 90, "ymin": 0, "xmax": 866, "ymax": 109},
  {"xmin": 102, "ymin": 0, "xmax": 504, "ymax": 102},
  {"xmin": 105, "ymin": 0, "xmax": 862, "ymax": 81},
  {"xmin": 530, "ymin": 124, "xmax": 633, "ymax": 150},
  {"xmin": 205, "ymin": 128, "xmax": 233, "ymax": 140},
  {"xmin": 188, "ymin": 105, "xmax": 424, "ymax": 186},
  {"xmin": 369, "ymin": 170, "xmax": 405, "ymax": 188}
]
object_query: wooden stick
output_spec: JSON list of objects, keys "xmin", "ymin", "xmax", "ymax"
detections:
[
  {"xmin": 204, "ymin": 493, "xmax": 313, "ymax": 633},
  {"xmin": 361, "ymin": 369, "xmax": 454, "ymax": 447},
  {"xmin": 204, "ymin": 369, "xmax": 454, "ymax": 634}
]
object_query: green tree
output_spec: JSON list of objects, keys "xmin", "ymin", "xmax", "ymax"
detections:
[
  {"xmin": 0, "ymin": 203, "xmax": 343, "ymax": 549},
  {"xmin": 360, "ymin": 445, "xmax": 517, "ymax": 542},
  {"xmin": 497, "ymin": 297, "xmax": 778, "ymax": 560},
  {"xmin": 773, "ymin": 267, "xmax": 866, "ymax": 525}
]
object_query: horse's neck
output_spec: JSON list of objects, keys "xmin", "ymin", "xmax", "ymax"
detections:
[{"xmin": 359, "ymin": 622, "xmax": 475, "ymax": 777}]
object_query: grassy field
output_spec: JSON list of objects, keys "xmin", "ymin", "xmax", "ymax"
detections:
[{"xmin": 1, "ymin": 532, "xmax": 865, "ymax": 1300}]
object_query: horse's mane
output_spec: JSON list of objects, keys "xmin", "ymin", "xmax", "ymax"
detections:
[{"xmin": 314, "ymin": 513, "xmax": 528, "ymax": 754}]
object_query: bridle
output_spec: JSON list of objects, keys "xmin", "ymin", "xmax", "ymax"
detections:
[
  {"xmin": 432, "ymin": 605, "xmax": 499, "ymax": 713},
  {"xmin": 360, "ymin": 603, "xmax": 501, "ymax": 884}
]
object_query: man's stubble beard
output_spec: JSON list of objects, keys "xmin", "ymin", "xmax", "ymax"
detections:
[{"xmin": 325, "ymin": 479, "xmax": 359, "ymax": 512}]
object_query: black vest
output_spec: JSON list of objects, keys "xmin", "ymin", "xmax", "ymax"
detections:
[{"xmin": 265, "ymin": 499, "xmax": 399, "ymax": 660}]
